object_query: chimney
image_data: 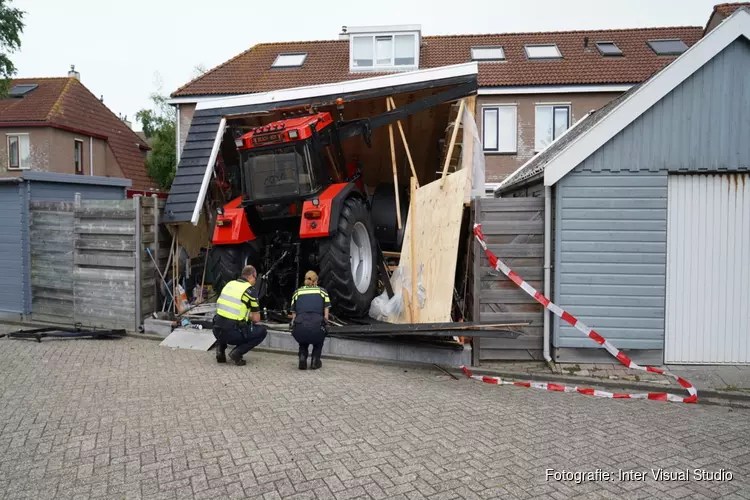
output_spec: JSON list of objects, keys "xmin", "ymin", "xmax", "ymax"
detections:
[
  {"xmin": 121, "ymin": 114, "xmax": 132, "ymax": 129},
  {"xmin": 339, "ymin": 25, "xmax": 349, "ymax": 40},
  {"xmin": 584, "ymin": 37, "xmax": 589, "ymax": 49},
  {"xmin": 68, "ymin": 64, "xmax": 80, "ymax": 81}
]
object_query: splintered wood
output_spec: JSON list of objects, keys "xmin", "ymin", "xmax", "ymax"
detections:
[{"xmin": 388, "ymin": 168, "xmax": 468, "ymax": 324}]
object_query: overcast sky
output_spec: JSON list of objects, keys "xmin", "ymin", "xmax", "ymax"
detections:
[{"xmin": 10, "ymin": 0, "xmax": 721, "ymax": 130}]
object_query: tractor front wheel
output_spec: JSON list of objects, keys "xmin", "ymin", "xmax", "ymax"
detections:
[{"xmin": 319, "ymin": 197, "xmax": 378, "ymax": 318}]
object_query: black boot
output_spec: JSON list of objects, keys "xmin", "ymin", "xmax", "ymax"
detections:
[
  {"xmin": 298, "ymin": 349, "xmax": 308, "ymax": 370},
  {"xmin": 216, "ymin": 343, "xmax": 227, "ymax": 363},
  {"xmin": 229, "ymin": 348, "xmax": 246, "ymax": 366},
  {"xmin": 310, "ymin": 356, "xmax": 322, "ymax": 370}
]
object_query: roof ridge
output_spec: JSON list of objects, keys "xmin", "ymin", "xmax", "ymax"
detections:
[
  {"xmin": 171, "ymin": 44, "xmax": 261, "ymax": 97},
  {"xmin": 46, "ymin": 77, "xmax": 76, "ymax": 121},
  {"xmin": 423, "ymin": 25, "xmax": 703, "ymax": 39},
  {"xmin": 11, "ymin": 76, "xmax": 73, "ymax": 82}
]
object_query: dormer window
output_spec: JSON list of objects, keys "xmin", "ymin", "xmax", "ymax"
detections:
[{"xmin": 348, "ymin": 26, "xmax": 420, "ymax": 71}]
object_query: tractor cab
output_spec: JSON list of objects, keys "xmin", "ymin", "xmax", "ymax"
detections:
[{"xmin": 234, "ymin": 113, "xmax": 359, "ymax": 207}]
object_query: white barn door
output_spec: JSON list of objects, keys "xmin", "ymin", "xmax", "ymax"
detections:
[{"xmin": 665, "ymin": 174, "xmax": 750, "ymax": 364}]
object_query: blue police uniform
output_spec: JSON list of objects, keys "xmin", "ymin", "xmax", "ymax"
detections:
[
  {"xmin": 290, "ymin": 285, "xmax": 331, "ymax": 370},
  {"xmin": 212, "ymin": 277, "xmax": 267, "ymax": 365}
]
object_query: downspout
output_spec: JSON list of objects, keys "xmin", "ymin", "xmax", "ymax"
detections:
[
  {"xmin": 543, "ymin": 184, "xmax": 553, "ymax": 366},
  {"xmin": 89, "ymin": 137, "xmax": 94, "ymax": 176}
]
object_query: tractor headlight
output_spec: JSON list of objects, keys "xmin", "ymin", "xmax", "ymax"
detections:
[{"xmin": 288, "ymin": 130, "xmax": 299, "ymax": 139}]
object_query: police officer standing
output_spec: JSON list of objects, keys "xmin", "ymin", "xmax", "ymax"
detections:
[
  {"xmin": 290, "ymin": 270, "xmax": 331, "ymax": 370},
  {"xmin": 212, "ymin": 265, "xmax": 268, "ymax": 366}
]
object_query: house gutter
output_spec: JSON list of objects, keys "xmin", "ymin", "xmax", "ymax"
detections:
[
  {"xmin": 543, "ymin": 185, "xmax": 553, "ymax": 365},
  {"xmin": 89, "ymin": 138, "xmax": 94, "ymax": 176}
]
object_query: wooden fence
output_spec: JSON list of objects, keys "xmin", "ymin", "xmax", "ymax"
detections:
[
  {"xmin": 472, "ymin": 197, "xmax": 545, "ymax": 363},
  {"xmin": 29, "ymin": 201, "xmax": 75, "ymax": 323},
  {"xmin": 29, "ymin": 195, "xmax": 164, "ymax": 331}
]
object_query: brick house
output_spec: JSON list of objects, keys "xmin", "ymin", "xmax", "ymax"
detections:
[
  {"xmin": 0, "ymin": 69, "xmax": 159, "ymax": 194},
  {"xmin": 169, "ymin": 21, "xmax": 709, "ymax": 186}
]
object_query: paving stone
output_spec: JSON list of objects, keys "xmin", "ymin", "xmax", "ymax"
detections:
[{"xmin": 0, "ymin": 336, "xmax": 748, "ymax": 499}]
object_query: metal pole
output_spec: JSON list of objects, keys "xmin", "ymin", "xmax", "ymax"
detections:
[
  {"xmin": 151, "ymin": 194, "xmax": 159, "ymax": 315},
  {"xmin": 134, "ymin": 195, "xmax": 142, "ymax": 332}
]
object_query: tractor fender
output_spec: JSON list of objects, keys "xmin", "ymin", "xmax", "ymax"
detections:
[
  {"xmin": 299, "ymin": 183, "xmax": 362, "ymax": 239},
  {"xmin": 212, "ymin": 196, "xmax": 256, "ymax": 245}
]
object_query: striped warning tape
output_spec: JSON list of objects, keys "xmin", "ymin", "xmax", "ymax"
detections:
[{"xmin": 462, "ymin": 224, "xmax": 698, "ymax": 404}]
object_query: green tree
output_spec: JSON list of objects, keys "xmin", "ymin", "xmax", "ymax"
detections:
[
  {"xmin": 0, "ymin": 0, "xmax": 25, "ymax": 97},
  {"xmin": 136, "ymin": 92, "xmax": 176, "ymax": 190}
]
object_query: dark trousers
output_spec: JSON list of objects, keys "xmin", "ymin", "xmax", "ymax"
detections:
[
  {"xmin": 213, "ymin": 322, "xmax": 267, "ymax": 357},
  {"xmin": 292, "ymin": 323, "xmax": 327, "ymax": 358}
]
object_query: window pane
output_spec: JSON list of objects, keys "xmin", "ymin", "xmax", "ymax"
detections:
[
  {"xmin": 375, "ymin": 36, "xmax": 393, "ymax": 66},
  {"xmin": 535, "ymin": 106, "xmax": 553, "ymax": 151},
  {"xmin": 483, "ymin": 109, "xmax": 498, "ymax": 150},
  {"xmin": 19, "ymin": 136, "xmax": 30, "ymax": 168},
  {"xmin": 471, "ymin": 47, "xmax": 505, "ymax": 60},
  {"xmin": 8, "ymin": 136, "xmax": 19, "ymax": 167},
  {"xmin": 553, "ymin": 107, "xmax": 570, "ymax": 140},
  {"xmin": 394, "ymin": 34, "xmax": 415, "ymax": 65},
  {"xmin": 352, "ymin": 36, "xmax": 373, "ymax": 67},
  {"xmin": 648, "ymin": 39, "xmax": 687, "ymax": 55},
  {"xmin": 596, "ymin": 42, "xmax": 622, "ymax": 56},
  {"xmin": 497, "ymin": 107, "xmax": 516, "ymax": 153},
  {"xmin": 272, "ymin": 53, "xmax": 307, "ymax": 67},
  {"xmin": 525, "ymin": 44, "xmax": 561, "ymax": 59}
]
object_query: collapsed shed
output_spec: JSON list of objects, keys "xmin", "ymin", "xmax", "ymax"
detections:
[{"xmin": 161, "ymin": 63, "xmax": 488, "ymax": 330}]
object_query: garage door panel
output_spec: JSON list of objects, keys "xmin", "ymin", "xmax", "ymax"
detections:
[{"xmin": 665, "ymin": 174, "xmax": 750, "ymax": 364}]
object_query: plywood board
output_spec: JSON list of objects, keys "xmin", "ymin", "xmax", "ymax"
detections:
[{"xmin": 388, "ymin": 168, "xmax": 468, "ymax": 323}]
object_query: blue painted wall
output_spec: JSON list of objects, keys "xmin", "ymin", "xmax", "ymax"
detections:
[
  {"xmin": 554, "ymin": 37, "xmax": 750, "ymax": 351},
  {"xmin": 0, "ymin": 183, "xmax": 26, "ymax": 314}
]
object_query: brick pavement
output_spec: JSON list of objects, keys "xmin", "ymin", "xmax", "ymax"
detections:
[{"xmin": 0, "ymin": 335, "xmax": 748, "ymax": 500}]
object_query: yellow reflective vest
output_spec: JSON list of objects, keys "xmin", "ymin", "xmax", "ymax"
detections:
[{"xmin": 216, "ymin": 280, "xmax": 254, "ymax": 321}]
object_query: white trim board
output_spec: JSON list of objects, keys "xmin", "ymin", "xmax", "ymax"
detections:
[
  {"xmin": 195, "ymin": 62, "xmax": 478, "ymax": 111},
  {"xmin": 478, "ymin": 84, "xmax": 633, "ymax": 95},
  {"xmin": 191, "ymin": 117, "xmax": 226, "ymax": 225},
  {"xmin": 543, "ymin": 8, "xmax": 750, "ymax": 187}
]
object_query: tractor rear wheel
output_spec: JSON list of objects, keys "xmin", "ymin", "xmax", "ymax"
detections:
[
  {"xmin": 209, "ymin": 243, "xmax": 259, "ymax": 296},
  {"xmin": 319, "ymin": 196, "xmax": 378, "ymax": 318}
]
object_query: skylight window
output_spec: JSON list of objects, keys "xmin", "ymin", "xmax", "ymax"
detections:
[
  {"xmin": 471, "ymin": 46, "xmax": 505, "ymax": 61},
  {"xmin": 595, "ymin": 41, "xmax": 622, "ymax": 56},
  {"xmin": 648, "ymin": 39, "xmax": 688, "ymax": 55},
  {"xmin": 524, "ymin": 44, "xmax": 562, "ymax": 59},
  {"xmin": 8, "ymin": 84, "xmax": 38, "ymax": 97},
  {"xmin": 272, "ymin": 53, "xmax": 307, "ymax": 68}
]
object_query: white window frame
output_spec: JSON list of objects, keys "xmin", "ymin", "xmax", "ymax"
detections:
[
  {"xmin": 272, "ymin": 53, "xmax": 308, "ymax": 68},
  {"xmin": 471, "ymin": 46, "xmax": 506, "ymax": 61},
  {"xmin": 535, "ymin": 104, "xmax": 571, "ymax": 152},
  {"xmin": 6, "ymin": 133, "xmax": 30, "ymax": 170},
  {"xmin": 349, "ymin": 32, "xmax": 419, "ymax": 72},
  {"xmin": 74, "ymin": 138, "xmax": 84, "ymax": 174},
  {"xmin": 482, "ymin": 104, "xmax": 517, "ymax": 154},
  {"xmin": 524, "ymin": 44, "xmax": 562, "ymax": 59}
]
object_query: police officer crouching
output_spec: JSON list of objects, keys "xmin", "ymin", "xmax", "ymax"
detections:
[
  {"xmin": 290, "ymin": 271, "xmax": 331, "ymax": 370},
  {"xmin": 212, "ymin": 265, "xmax": 268, "ymax": 366}
]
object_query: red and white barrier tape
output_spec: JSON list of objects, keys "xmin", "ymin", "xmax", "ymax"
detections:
[{"xmin": 462, "ymin": 224, "xmax": 698, "ymax": 404}]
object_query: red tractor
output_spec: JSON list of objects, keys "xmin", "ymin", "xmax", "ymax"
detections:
[{"xmin": 210, "ymin": 111, "xmax": 405, "ymax": 318}]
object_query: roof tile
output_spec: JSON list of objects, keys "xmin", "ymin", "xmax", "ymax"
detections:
[
  {"xmin": 173, "ymin": 26, "xmax": 703, "ymax": 97},
  {"xmin": 0, "ymin": 78, "xmax": 157, "ymax": 191}
]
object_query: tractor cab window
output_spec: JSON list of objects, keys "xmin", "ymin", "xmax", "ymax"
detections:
[{"xmin": 242, "ymin": 143, "xmax": 317, "ymax": 200}]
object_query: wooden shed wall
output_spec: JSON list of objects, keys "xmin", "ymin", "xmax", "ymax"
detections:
[{"xmin": 472, "ymin": 197, "xmax": 545, "ymax": 362}]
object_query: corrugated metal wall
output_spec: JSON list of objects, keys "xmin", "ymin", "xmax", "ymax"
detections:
[
  {"xmin": 553, "ymin": 38, "xmax": 750, "ymax": 360},
  {"xmin": 665, "ymin": 174, "xmax": 750, "ymax": 364},
  {"xmin": 0, "ymin": 183, "xmax": 27, "ymax": 315}
]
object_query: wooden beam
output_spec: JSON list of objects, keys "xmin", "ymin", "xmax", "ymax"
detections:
[
  {"xmin": 329, "ymin": 321, "xmax": 530, "ymax": 335},
  {"xmin": 409, "ymin": 176, "xmax": 419, "ymax": 323},
  {"xmin": 388, "ymin": 96, "xmax": 419, "ymax": 185},
  {"xmin": 441, "ymin": 98, "xmax": 466, "ymax": 187},
  {"xmin": 387, "ymin": 98, "xmax": 403, "ymax": 230}
]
